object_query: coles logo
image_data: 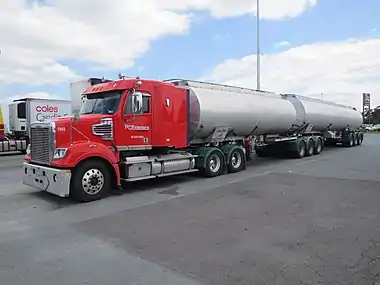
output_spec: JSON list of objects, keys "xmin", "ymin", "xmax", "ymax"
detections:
[
  {"xmin": 35, "ymin": 104, "xmax": 68, "ymax": 121},
  {"xmin": 36, "ymin": 105, "xmax": 58, "ymax": 113}
]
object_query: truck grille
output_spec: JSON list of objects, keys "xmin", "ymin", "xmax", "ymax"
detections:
[
  {"xmin": 30, "ymin": 124, "xmax": 54, "ymax": 164},
  {"xmin": 92, "ymin": 118, "xmax": 113, "ymax": 140}
]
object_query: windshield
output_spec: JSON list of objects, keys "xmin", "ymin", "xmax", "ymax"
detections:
[{"xmin": 79, "ymin": 91, "xmax": 121, "ymax": 115}]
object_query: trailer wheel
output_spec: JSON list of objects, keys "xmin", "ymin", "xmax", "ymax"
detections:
[
  {"xmin": 227, "ymin": 148, "xmax": 245, "ymax": 173},
  {"xmin": 70, "ymin": 160, "xmax": 112, "ymax": 202},
  {"xmin": 202, "ymin": 149, "xmax": 224, "ymax": 177},
  {"xmin": 314, "ymin": 138, "xmax": 323, "ymax": 155},
  {"xmin": 355, "ymin": 134, "xmax": 360, "ymax": 145},
  {"xmin": 358, "ymin": 134, "xmax": 363, "ymax": 145},
  {"xmin": 306, "ymin": 139, "xmax": 314, "ymax": 156},
  {"xmin": 346, "ymin": 133, "xmax": 354, "ymax": 147},
  {"xmin": 295, "ymin": 140, "xmax": 306, "ymax": 158}
]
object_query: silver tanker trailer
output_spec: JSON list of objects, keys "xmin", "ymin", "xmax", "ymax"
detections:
[{"xmin": 167, "ymin": 79, "xmax": 364, "ymax": 159}]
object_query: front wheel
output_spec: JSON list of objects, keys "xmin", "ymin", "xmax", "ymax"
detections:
[{"xmin": 70, "ymin": 160, "xmax": 112, "ymax": 202}]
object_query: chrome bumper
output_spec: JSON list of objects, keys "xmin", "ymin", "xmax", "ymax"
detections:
[{"xmin": 22, "ymin": 162, "xmax": 71, "ymax": 197}]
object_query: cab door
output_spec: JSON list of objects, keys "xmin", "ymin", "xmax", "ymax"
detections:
[{"xmin": 122, "ymin": 91, "xmax": 152, "ymax": 149}]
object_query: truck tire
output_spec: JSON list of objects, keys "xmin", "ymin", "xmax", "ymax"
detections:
[
  {"xmin": 202, "ymin": 149, "xmax": 225, "ymax": 177},
  {"xmin": 227, "ymin": 148, "xmax": 245, "ymax": 173},
  {"xmin": 358, "ymin": 134, "xmax": 363, "ymax": 145},
  {"xmin": 294, "ymin": 140, "xmax": 306, "ymax": 158},
  {"xmin": 70, "ymin": 160, "xmax": 112, "ymax": 202},
  {"xmin": 314, "ymin": 138, "xmax": 322, "ymax": 154},
  {"xmin": 350, "ymin": 134, "xmax": 354, "ymax": 147},
  {"xmin": 306, "ymin": 139, "xmax": 314, "ymax": 156},
  {"xmin": 343, "ymin": 133, "xmax": 354, "ymax": 147}
]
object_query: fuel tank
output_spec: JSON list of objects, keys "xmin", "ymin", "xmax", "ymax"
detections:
[
  {"xmin": 185, "ymin": 81, "xmax": 297, "ymax": 139},
  {"xmin": 291, "ymin": 95, "xmax": 363, "ymax": 131},
  {"xmin": 167, "ymin": 79, "xmax": 363, "ymax": 140}
]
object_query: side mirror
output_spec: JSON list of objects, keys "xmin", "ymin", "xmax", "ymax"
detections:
[
  {"xmin": 73, "ymin": 112, "xmax": 80, "ymax": 123},
  {"xmin": 132, "ymin": 92, "xmax": 143, "ymax": 115}
]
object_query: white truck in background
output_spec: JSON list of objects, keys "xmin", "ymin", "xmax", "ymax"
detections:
[
  {"xmin": 70, "ymin": 78, "xmax": 109, "ymax": 113},
  {"xmin": 8, "ymin": 98, "xmax": 71, "ymax": 140},
  {"xmin": 1, "ymin": 78, "xmax": 116, "ymax": 153}
]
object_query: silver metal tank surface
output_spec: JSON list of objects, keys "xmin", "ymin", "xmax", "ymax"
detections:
[
  {"xmin": 166, "ymin": 79, "xmax": 363, "ymax": 140},
  {"xmin": 293, "ymin": 95, "xmax": 363, "ymax": 131},
  {"xmin": 185, "ymin": 81, "xmax": 297, "ymax": 139}
]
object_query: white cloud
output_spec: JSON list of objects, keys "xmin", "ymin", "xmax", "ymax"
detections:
[
  {"xmin": 0, "ymin": 0, "xmax": 317, "ymax": 87},
  {"xmin": 0, "ymin": 92, "xmax": 56, "ymax": 128},
  {"xmin": 158, "ymin": 0, "xmax": 317, "ymax": 19},
  {"xmin": 274, "ymin": 40, "xmax": 291, "ymax": 48},
  {"xmin": 205, "ymin": 37, "xmax": 380, "ymax": 110}
]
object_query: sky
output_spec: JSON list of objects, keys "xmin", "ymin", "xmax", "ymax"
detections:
[{"xmin": 1, "ymin": 0, "xmax": 380, "ymax": 126}]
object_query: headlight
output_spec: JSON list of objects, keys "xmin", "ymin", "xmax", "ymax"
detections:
[
  {"xmin": 26, "ymin": 144, "xmax": 31, "ymax": 155},
  {"xmin": 53, "ymin": 148, "xmax": 67, "ymax": 159},
  {"xmin": 50, "ymin": 121, "xmax": 56, "ymax": 133}
]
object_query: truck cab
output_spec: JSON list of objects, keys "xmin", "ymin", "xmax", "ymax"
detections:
[{"xmin": 22, "ymin": 78, "xmax": 194, "ymax": 202}]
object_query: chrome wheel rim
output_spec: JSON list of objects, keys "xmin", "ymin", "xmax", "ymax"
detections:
[
  {"xmin": 209, "ymin": 154, "xmax": 221, "ymax": 173},
  {"xmin": 82, "ymin": 168, "xmax": 104, "ymax": 195},
  {"xmin": 231, "ymin": 151, "xmax": 242, "ymax": 168}
]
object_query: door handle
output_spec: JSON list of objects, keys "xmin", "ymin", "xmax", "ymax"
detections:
[{"xmin": 124, "ymin": 117, "xmax": 135, "ymax": 123}]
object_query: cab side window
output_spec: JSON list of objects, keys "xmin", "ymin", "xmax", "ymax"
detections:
[
  {"xmin": 124, "ymin": 94, "xmax": 133, "ymax": 114},
  {"xmin": 124, "ymin": 92, "xmax": 151, "ymax": 114},
  {"xmin": 142, "ymin": 96, "xmax": 150, "ymax": 113}
]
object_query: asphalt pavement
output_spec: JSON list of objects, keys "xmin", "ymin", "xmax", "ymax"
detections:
[{"xmin": 1, "ymin": 134, "xmax": 380, "ymax": 285}]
